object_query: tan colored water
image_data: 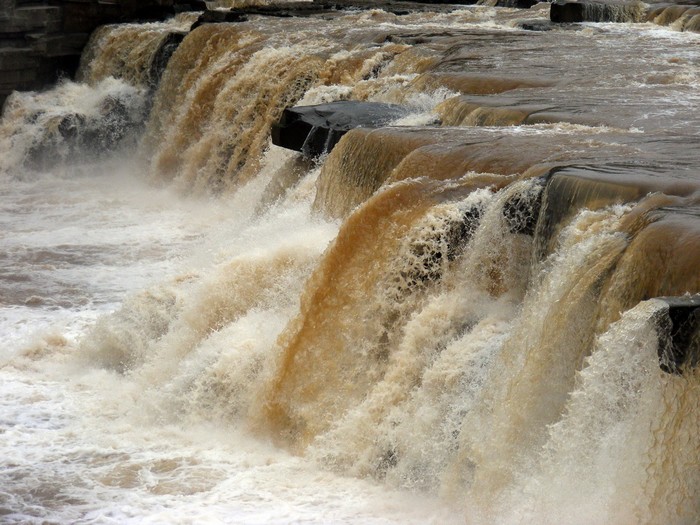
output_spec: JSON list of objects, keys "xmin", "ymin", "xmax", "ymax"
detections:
[{"xmin": 1, "ymin": 4, "xmax": 699, "ymax": 524}]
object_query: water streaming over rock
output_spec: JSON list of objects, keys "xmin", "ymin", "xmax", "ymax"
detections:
[{"xmin": 1, "ymin": 4, "xmax": 699, "ymax": 524}]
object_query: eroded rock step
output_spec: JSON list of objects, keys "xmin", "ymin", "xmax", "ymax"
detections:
[
  {"xmin": 304, "ymin": 118, "xmax": 700, "ymax": 373},
  {"xmin": 550, "ymin": 0, "xmax": 700, "ymax": 32},
  {"xmin": 534, "ymin": 165, "xmax": 700, "ymax": 259},
  {"xmin": 271, "ymin": 101, "xmax": 413, "ymax": 158},
  {"xmin": 282, "ymin": 105, "xmax": 700, "ymax": 373},
  {"xmin": 656, "ymin": 275, "xmax": 700, "ymax": 373},
  {"xmin": 306, "ymin": 125, "xmax": 685, "ymax": 215},
  {"xmin": 194, "ymin": 0, "xmax": 478, "ymax": 24}
]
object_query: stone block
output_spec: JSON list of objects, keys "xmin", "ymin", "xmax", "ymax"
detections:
[
  {"xmin": 0, "ymin": 46, "xmax": 39, "ymax": 69},
  {"xmin": 13, "ymin": 6, "xmax": 62, "ymax": 32},
  {"xmin": 271, "ymin": 101, "xmax": 411, "ymax": 158}
]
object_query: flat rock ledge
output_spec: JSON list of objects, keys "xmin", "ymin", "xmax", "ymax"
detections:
[{"xmin": 271, "ymin": 101, "xmax": 412, "ymax": 158}]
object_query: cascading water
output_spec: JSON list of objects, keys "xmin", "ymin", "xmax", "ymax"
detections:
[{"xmin": 1, "ymin": 3, "xmax": 699, "ymax": 524}]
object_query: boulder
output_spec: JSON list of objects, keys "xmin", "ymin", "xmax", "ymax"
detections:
[
  {"xmin": 655, "ymin": 295, "xmax": 700, "ymax": 374},
  {"xmin": 271, "ymin": 101, "xmax": 411, "ymax": 158}
]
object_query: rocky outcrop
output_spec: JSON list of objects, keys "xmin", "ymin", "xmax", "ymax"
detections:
[
  {"xmin": 271, "ymin": 101, "xmax": 412, "ymax": 158},
  {"xmin": 533, "ymin": 165, "xmax": 700, "ymax": 260},
  {"xmin": 17, "ymin": 86, "xmax": 149, "ymax": 170},
  {"xmin": 0, "ymin": 0, "xmax": 202, "ymax": 112},
  {"xmin": 655, "ymin": 295, "xmax": 700, "ymax": 374},
  {"xmin": 147, "ymin": 32, "xmax": 186, "ymax": 89},
  {"xmin": 550, "ymin": 0, "xmax": 700, "ymax": 31},
  {"xmin": 226, "ymin": 0, "xmax": 478, "ymax": 18},
  {"xmin": 550, "ymin": 0, "xmax": 646, "ymax": 23}
]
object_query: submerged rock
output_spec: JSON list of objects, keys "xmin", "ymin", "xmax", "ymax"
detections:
[
  {"xmin": 271, "ymin": 101, "xmax": 412, "ymax": 158},
  {"xmin": 148, "ymin": 32, "xmax": 186, "ymax": 89},
  {"xmin": 24, "ymin": 90, "xmax": 148, "ymax": 170}
]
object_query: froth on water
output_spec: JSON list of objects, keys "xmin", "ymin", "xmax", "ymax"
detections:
[{"xmin": 1, "ymin": 5, "xmax": 699, "ymax": 525}]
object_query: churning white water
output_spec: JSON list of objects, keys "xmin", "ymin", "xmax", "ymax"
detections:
[
  {"xmin": 1, "ymin": 5, "xmax": 700, "ymax": 524},
  {"xmin": 0, "ymin": 152, "xmax": 463, "ymax": 524}
]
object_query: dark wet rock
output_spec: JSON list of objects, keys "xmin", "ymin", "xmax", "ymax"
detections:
[
  {"xmin": 191, "ymin": 10, "xmax": 249, "ymax": 30},
  {"xmin": 494, "ymin": 0, "xmax": 540, "ymax": 7},
  {"xmin": 550, "ymin": 1, "xmax": 588, "ymax": 22},
  {"xmin": 533, "ymin": 165, "xmax": 700, "ymax": 260},
  {"xmin": 445, "ymin": 205, "xmax": 484, "ymax": 260},
  {"xmin": 516, "ymin": 18, "xmax": 587, "ymax": 31},
  {"xmin": 550, "ymin": 0, "xmax": 645, "ymax": 23},
  {"xmin": 516, "ymin": 19, "xmax": 554, "ymax": 30},
  {"xmin": 57, "ymin": 113, "xmax": 87, "ymax": 141},
  {"xmin": 503, "ymin": 179, "xmax": 547, "ymax": 236},
  {"xmin": 25, "ymin": 94, "xmax": 147, "ymax": 169},
  {"xmin": 148, "ymin": 32, "xmax": 186, "ymax": 89},
  {"xmin": 655, "ymin": 295, "xmax": 700, "ymax": 374},
  {"xmin": 271, "ymin": 101, "xmax": 412, "ymax": 158},
  {"xmin": 0, "ymin": 0, "xmax": 202, "ymax": 113},
  {"xmin": 174, "ymin": 0, "xmax": 206, "ymax": 12}
]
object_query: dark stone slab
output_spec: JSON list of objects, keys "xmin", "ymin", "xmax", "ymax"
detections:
[
  {"xmin": 550, "ymin": 1, "xmax": 587, "ymax": 22},
  {"xmin": 191, "ymin": 10, "xmax": 249, "ymax": 30},
  {"xmin": 174, "ymin": 0, "xmax": 206, "ymax": 13},
  {"xmin": 271, "ymin": 101, "xmax": 412, "ymax": 158},
  {"xmin": 551, "ymin": 0, "xmax": 644, "ymax": 23},
  {"xmin": 655, "ymin": 295, "xmax": 700, "ymax": 374},
  {"xmin": 28, "ymin": 32, "xmax": 91, "ymax": 57},
  {"xmin": 494, "ymin": 0, "xmax": 540, "ymax": 8},
  {"xmin": 516, "ymin": 18, "xmax": 586, "ymax": 31}
]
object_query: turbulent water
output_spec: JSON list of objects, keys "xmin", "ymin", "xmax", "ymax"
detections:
[{"xmin": 1, "ymin": 4, "xmax": 699, "ymax": 524}]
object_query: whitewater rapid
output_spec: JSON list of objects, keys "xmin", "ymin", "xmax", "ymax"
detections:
[
  {"xmin": 1, "ymin": 5, "xmax": 699, "ymax": 524},
  {"xmin": 0, "ymin": 152, "xmax": 464, "ymax": 524}
]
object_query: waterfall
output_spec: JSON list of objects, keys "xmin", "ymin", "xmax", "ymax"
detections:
[{"xmin": 1, "ymin": 4, "xmax": 699, "ymax": 524}]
